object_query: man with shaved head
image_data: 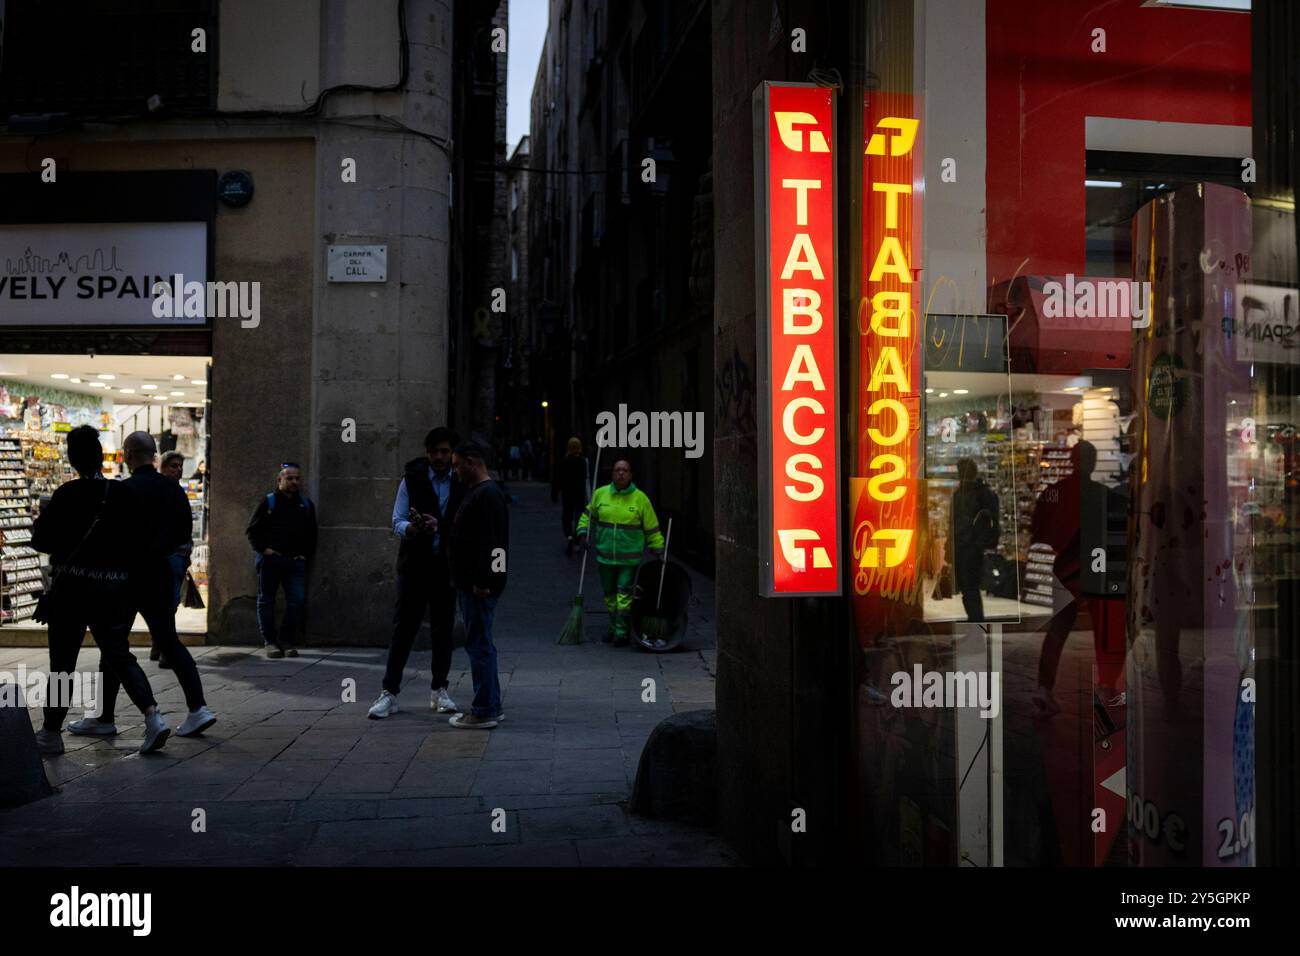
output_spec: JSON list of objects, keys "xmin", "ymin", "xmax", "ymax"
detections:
[{"xmin": 85, "ymin": 431, "xmax": 216, "ymax": 740}]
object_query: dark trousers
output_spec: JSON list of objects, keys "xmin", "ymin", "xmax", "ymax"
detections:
[
  {"xmin": 561, "ymin": 498, "xmax": 582, "ymax": 539},
  {"xmin": 458, "ymin": 590, "xmax": 501, "ymax": 718},
  {"xmin": 44, "ymin": 600, "xmax": 156, "ymax": 731},
  {"xmin": 954, "ymin": 547, "xmax": 985, "ymax": 623},
  {"xmin": 256, "ymin": 553, "xmax": 306, "ymax": 647},
  {"xmin": 100, "ymin": 566, "xmax": 206, "ymax": 722},
  {"xmin": 382, "ymin": 562, "xmax": 456, "ymax": 695}
]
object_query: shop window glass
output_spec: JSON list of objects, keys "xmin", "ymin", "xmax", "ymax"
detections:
[{"xmin": 846, "ymin": 0, "xmax": 1285, "ymax": 868}]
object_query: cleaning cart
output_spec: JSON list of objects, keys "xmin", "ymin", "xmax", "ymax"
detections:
[{"xmin": 629, "ymin": 556, "xmax": 692, "ymax": 652}]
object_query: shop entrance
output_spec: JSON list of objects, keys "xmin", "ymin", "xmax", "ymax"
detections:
[{"xmin": 0, "ymin": 353, "xmax": 211, "ymax": 636}]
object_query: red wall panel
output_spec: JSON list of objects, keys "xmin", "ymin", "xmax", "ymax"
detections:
[{"xmin": 985, "ymin": 0, "xmax": 1251, "ymax": 284}]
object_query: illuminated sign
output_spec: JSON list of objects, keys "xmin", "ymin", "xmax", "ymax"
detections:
[
  {"xmin": 854, "ymin": 100, "xmax": 922, "ymax": 609},
  {"xmin": 754, "ymin": 82, "xmax": 841, "ymax": 597}
]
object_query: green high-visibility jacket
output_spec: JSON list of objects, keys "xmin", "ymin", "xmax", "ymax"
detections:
[{"xmin": 576, "ymin": 482, "xmax": 665, "ymax": 566}]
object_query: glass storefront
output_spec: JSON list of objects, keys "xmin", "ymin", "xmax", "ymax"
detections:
[{"xmin": 842, "ymin": 0, "xmax": 1290, "ymax": 866}]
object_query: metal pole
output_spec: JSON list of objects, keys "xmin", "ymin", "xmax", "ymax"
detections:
[{"xmin": 656, "ymin": 517, "xmax": 673, "ymax": 609}]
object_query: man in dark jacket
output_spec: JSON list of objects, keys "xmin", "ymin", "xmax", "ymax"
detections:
[
  {"xmin": 445, "ymin": 440, "xmax": 509, "ymax": 729},
  {"xmin": 93, "ymin": 431, "xmax": 215, "ymax": 739},
  {"xmin": 32, "ymin": 426, "xmax": 171, "ymax": 755},
  {"xmin": 368, "ymin": 427, "xmax": 465, "ymax": 720},
  {"xmin": 951, "ymin": 457, "xmax": 1000, "ymax": 624},
  {"xmin": 246, "ymin": 462, "xmax": 317, "ymax": 657}
]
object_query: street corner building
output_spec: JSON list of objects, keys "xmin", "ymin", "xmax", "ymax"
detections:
[{"xmin": 0, "ymin": 0, "xmax": 509, "ymax": 645}]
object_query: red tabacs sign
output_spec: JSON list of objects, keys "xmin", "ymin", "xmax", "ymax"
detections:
[{"xmin": 753, "ymin": 82, "xmax": 841, "ymax": 596}]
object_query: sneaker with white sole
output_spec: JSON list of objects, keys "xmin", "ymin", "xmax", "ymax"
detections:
[
  {"xmin": 67, "ymin": 717, "xmax": 118, "ymax": 736},
  {"xmin": 431, "ymin": 687, "xmax": 456, "ymax": 714},
  {"xmin": 34, "ymin": 729, "xmax": 64, "ymax": 755},
  {"xmin": 139, "ymin": 712, "xmax": 170, "ymax": 754},
  {"xmin": 176, "ymin": 706, "xmax": 217, "ymax": 737},
  {"xmin": 448, "ymin": 712, "xmax": 498, "ymax": 730},
  {"xmin": 368, "ymin": 690, "xmax": 399, "ymax": 719}
]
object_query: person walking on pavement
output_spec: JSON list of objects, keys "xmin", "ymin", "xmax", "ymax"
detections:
[
  {"xmin": 950, "ymin": 457, "xmax": 999, "ymax": 624},
  {"xmin": 368, "ymin": 427, "xmax": 466, "ymax": 720},
  {"xmin": 246, "ymin": 462, "xmax": 317, "ymax": 658},
  {"xmin": 76, "ymin": 431, "xmax": 215, "ymax": 742},
  {"xmin": 520, "ymin": 437, "xmax": 534, "ymax": 481},
  {"xmin": 31, "ymin": 427, "xmax": 171, "ymax": 755},
  {"xmin": 552, "ymin": 436, "xmax": 591, "ymax": 557},
  {"xmin": 446, "ymin": 441, "xmax": 509, "ymax": 729},
  {"xmin": 575, "ymin": 459, "xmax": 665, "ymax": 646},
  {"xmin": 150, "ymin": 450, "xmax": 192, "ymax": 668}
]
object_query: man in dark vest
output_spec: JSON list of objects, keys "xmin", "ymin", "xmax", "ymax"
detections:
[{"xmin": 368, "ymin": 427, "xmax": 465, "ymax": 719}]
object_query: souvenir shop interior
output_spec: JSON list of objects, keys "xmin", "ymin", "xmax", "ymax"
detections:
[
  {"xmin": 921, "ymin": 369, "xmax": 1133, "ymax": 624},
  {"xmin": 0, "ymin": 354, "xmax": 210, "ymax": 631}
]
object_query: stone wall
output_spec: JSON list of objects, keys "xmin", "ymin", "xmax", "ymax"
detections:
[{"xmin": 710, "ymin": 0, "xmax": 846, "ymax": 866}]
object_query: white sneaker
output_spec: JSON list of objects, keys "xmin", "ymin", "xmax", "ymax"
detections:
[
  {"xmin": 368, "ymin": 690, "xmax": 399, "ymax": 719},
  {"xmin": 67, "ymin": 717, "xmax": 118, "ymax": 736},
  {"xmin": 139, "ymin": 712, "xmax": 170, "ymax": 754},
  {"xmin": 176, "ymin": 706, "xmax": 217, "ymax": 737},
  {"xmin": 431, "ymin": 687, "xmax": 456, "ymax": 714}
]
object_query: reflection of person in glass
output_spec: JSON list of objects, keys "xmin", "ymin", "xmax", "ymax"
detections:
[
  {"xmin": 951, "ymin": 458, "xmax": 999, "ymax": 623},
  {"xmin": 1032, "ymin": 440, "xmax": 1127, "ymax": 715}
]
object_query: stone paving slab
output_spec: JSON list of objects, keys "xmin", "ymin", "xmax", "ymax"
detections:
[{"xmin": 0, "ymin": 482, "xmax": 734, "ymax": 866}]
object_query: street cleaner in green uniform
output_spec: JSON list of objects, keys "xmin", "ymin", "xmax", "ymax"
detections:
[{"xmin": 575, "ymin": 459, "xmax": 665, "ymax": 646}]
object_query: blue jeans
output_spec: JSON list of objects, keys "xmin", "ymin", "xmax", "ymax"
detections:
[
  {"xmin": 457, "ymin": 590, "xmax": 501, "ymax": 718},
  {"xmin": 256, "ymin": 553, "xmax": 306, "ymax": 646},
  {"xmin": 169, "ymin": 553, "xmax": 188, "ymax": 610}
]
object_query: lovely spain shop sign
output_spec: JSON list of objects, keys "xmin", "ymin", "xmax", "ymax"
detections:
[
  {"xmin": 753, "ymin": 82, "xmax": 842, "ymax": 596},
  {"xmin": 0, "ymin": 222, "xmax": 207, "ymax": 325}
]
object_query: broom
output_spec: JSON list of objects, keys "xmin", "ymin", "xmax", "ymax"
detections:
[
  {"xmin": 640, "ymin": 517, "xmax": 674, "ymax": 646},
  {"xmin": 557, "ymin": 446, "xmax": 601, "ymax": 645}
]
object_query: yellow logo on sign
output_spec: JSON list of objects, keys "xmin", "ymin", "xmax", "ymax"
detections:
[
  {"xmin": 860, "ymin": 529, "xmax": 913, "ymax": 569},
  {"xmin": 777, "ymin": 529, "xmax": 833, "ymax": 571},
  {"xmin": 775, "ymin": 111, "xmax": 830, "ymax": 153},
  {"xmin": 864, "ymin": 117, "xmax": 919, "ymax": 157}
]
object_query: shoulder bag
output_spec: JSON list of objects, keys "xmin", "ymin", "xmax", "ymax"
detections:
[{"xmin": 32, "ymin": 481, "xmax": 126, "ymax": 624}]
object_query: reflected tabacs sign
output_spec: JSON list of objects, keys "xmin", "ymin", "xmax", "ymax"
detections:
[
  {"xmin": 753, "ymin": 82, "xmax": 841, "ymax": 597},
  {"xmin": 854, "ymin": 97, "xmax": 922, "ymax": 617}
]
